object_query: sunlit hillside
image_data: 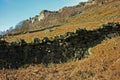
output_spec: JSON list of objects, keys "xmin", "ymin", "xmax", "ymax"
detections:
[
  {"xmin": 5, "ymin": 0, "xmax": 120, "ymax": 43},
  {"xmin": 1, "ymin": 36, "xmax": 120, "ymax": 80},
  {"xmin": 0, "ymin": 0, "xmax": 120, "ymax": 80}
]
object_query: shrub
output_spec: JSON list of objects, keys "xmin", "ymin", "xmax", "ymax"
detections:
[{"xmin": 33, "ymin": 38, "xmax": 40, "ymax": 44}]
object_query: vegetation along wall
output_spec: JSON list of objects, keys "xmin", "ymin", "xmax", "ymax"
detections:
[{"xmin": 0, "ymin": 22, "xmax": 120, "ymax": 69}]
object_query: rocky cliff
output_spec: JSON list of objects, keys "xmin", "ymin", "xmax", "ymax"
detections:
[
  {"xmin": 10, "ymin": 0, "xmax": 113, "ymax": 34},
  {"xmin": 9, "ymin": 0, "xmax": 117, "ymax": 36}
]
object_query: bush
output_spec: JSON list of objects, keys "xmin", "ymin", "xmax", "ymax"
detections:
[{"xmin": 33, "ymin": 38, "xmax": 40, "ymax": 44}]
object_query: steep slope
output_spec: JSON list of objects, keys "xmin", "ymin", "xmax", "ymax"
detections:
[
  {"xmin": 1, "ymin": 0, "xmax": 120, "ymax": 80},
  {"xmin": 5, "ymin": 0, "xmax": 120, "ymax": 43},
  {"xmin": 10, "ymin": 0, "xmax": 116, "ymax": 34},
  {"xmin": 1, "ymin": 36, "xmax": 120, "ymax": 80},
  {"xmin": 11, "ymin": 4, "xmax": 85, "ymax": 34}
]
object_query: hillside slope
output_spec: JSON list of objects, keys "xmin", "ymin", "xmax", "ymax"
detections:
[
  {"xmin": 0, "ymin": 0, "xmax": 120, "ymax": 80},
  {"xmin": 5, "ymin": 0, "xmax": 120, "ymax": 43},
  {"xmin": 1, "ymin": 36, "xmax": 120, "ymax": 80}
]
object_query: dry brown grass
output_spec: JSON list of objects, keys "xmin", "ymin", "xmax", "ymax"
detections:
[
  {"xmin": 4, "ymin": 0, "xmax": 120, "ymax": 43},
  {"xmin": 1, "ymin": 36, "xmax": 120, "ymax": 80},
  {"xmin": 1, "ymin": 1, "xmax": 120, "ymax": 79}
]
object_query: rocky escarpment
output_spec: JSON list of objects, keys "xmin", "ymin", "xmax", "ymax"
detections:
[
  {"xmin": 10, "ymin": 0, "xmax": 116, "ymax": 35},
  {"xmin": 10, "ymin": 0, "xmax": 114, "ymax": 34},
  {"xmin": 0, "ymin": 22, "xmax": 120, "ymax": 69},
  {"xmin": 11, "ymin": 5, "xmax": 85, "ymax": 34}
]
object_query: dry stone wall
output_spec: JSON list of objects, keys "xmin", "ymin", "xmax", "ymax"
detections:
[{"xmin": 0, "ymin": 22, "xmax": 120, "ymax": 69}]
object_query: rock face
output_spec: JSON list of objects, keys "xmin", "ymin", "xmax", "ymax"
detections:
[
  {"xmin": 38, "ymin": 12, "xmax": 45, "ymax": 21},
  {"xmin": 9, "ymin": 1, "xmax": 90, "ymax": 34},
  {"xmin": 32, "ymin": 10, "xmax": 58, "ymax": 22},
  {"xmin": 86, "ymin": 0, "xmax": 113, "ymax": 6},
  {"xmin": 88, "ymin": 0, "xmax": 112, "ymax": 4},
  {"xmin": 10, "ymin": 0, "xmax": 115, "ymax": 34}
]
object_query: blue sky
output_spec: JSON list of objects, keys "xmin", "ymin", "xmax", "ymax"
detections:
[{"xmin": 0, "ymin": 0, "xmax": 87, "ymax": 31}]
